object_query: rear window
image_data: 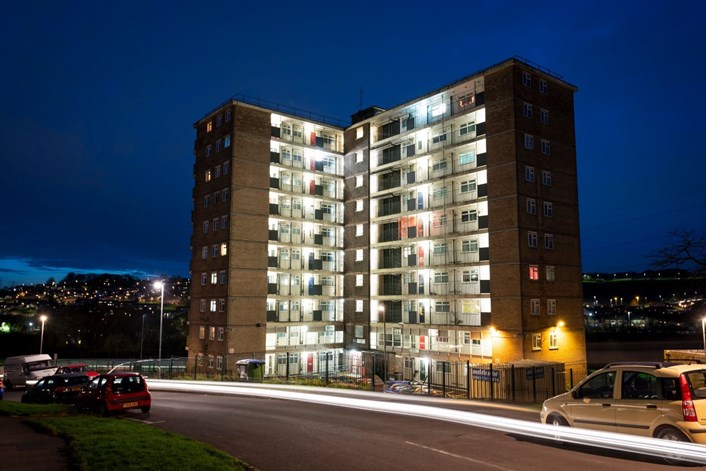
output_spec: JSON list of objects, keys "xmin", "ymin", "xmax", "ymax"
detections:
[
  {"xmin": 113, "ymin": 376, "xmax": 145, "ymax": 393},
  {"xmin": 684, "ymin": 370, "xmax": 706, "ymax": 399}
]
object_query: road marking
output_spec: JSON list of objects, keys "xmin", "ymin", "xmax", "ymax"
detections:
[{"xmin": 405, "ymin": 441, "xmax": 517, "ymax": 471}]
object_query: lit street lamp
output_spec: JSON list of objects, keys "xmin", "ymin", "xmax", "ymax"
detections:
[
  {"xmin": 154, "ymin": 281, "xmax": 165, "ymax": 372},
  {"xmin": 39, "ymin": 315, "xmax": 47, "ymax": 354}
]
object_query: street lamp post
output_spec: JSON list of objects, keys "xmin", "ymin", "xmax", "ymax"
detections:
[
  {"xmin": 154, "ymin": 281, "xmax": 165, "ymax": 374},
  {"xmin": 702, "ymin": 317, "xmax": 706, "ymax": 358},
  {"xmin": 39, "ymin": 315, "xmax": 47, "ymax": 354},
  {"xmin": 140, "ymin": 313, "xmax": 146, "ymax": 360}
]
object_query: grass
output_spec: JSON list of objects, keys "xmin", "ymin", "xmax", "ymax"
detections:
[{"xmin": 0, "ymin": 402, "xmax": 253, "ymax": 470}]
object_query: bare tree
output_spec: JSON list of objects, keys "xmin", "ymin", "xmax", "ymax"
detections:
[{"xmin": 653, "ymin": 230, "xmax": 706, "ymax": 274}]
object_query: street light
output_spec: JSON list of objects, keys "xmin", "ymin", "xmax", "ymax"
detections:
[
  {"xmin": 140, "ymin": 313, "xmax": 146, "ymax": 360},
  {"xmin": 39, "ymin": 315, "xmax": 47, "ymax": 354},
  {"xmin": 154, "ymin": 281, "xmax": 165, "ymax": 372}
]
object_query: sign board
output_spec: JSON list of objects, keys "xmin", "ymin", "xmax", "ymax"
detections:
[{"xmin": 472, "ymin": 367, "xmax": 500, "ymax": 383}]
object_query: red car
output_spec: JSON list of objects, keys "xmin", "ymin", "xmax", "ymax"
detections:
[
  {"xmin": 56, "ymin": 363, "xmax": 99, "ymax": 378},
  {"xmin": 77, "ymin": 373, "xmax": 151, "ymax": 415}
]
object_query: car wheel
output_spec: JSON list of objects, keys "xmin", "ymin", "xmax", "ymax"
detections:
[
  {"xmin": 141, "ymin": 406, "xmax": 151, "ymax": 413},
  {"xmin": 656, "ymin": 427, "xmax": 690, "ymax": 464},
  {"xmin": 548, "ymin": 414, "xmax": 569, "ymax": 427}
]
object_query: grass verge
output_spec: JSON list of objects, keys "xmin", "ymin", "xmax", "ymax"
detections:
[{"xmin": 0, "ymin": 402, "xmax": 253, "ymax": 470}]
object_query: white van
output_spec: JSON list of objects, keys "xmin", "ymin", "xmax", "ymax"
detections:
[{"xmin": 3, "ymin": 354, "xmax": 57, "ymax": 389}]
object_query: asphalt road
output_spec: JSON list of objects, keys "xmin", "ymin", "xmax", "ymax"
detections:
[{"xmin": 144, "ymin": 391, "xmax": 674, "ymax": 471}]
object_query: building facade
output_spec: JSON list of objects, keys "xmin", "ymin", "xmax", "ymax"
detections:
[{"xmin": 188, "ymin": 58, "xmax": 586, "ymax": 379}]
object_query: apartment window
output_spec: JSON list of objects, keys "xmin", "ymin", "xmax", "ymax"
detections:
[
  {"xmin": 201, "ymin": 246, "xmax": 208, "ymax": 259},
  {"xmin": 206, "ymin": 144, "xmax": 212, "ymax": 157},
  {"xmin": 528, "ymin": 231, "xmax": 538, "ymax": 248},
  {"xmin": 205, "ymin": 170, "xmax": 212, "ymax": 182},
  {"xmin": 529, "ymin": 265, "xmax": 539, "ymax": 280},
  {"xmin": 434, "ymin": 272, "xmax": 449, "ymax": 284},
  {"xmin": 221, "ymin": 215, "xmax": 228, "ymax": 228},
  {"xmin": 462, "ymin": 270, "xmax": 479, "ymax": 283},
  {"xmin": 539, "ymin": 79, "xmax": 548, "ymax": 94},
  {"xmin": 460, "ymin": 180, "xmax": 477, "ymax": 193},
  {"xmin": 209, "ymin": 326, "xmax": 215, "ymax": 340},
  {"xmin": 541, "ymin": 139, "xmax": 551, "ymax": 155},
  {"xmin": 210, "ymin": 300, "xmax": 217, "ymax": 312},
  {"xmin": 199, "ymin": 300, "xmax": 206, "ymax": 313},
  {"xmin": 199, "ymin": 326, "xmax": 205, "ymax": 339},
  {"xmin": 224, "ymin": 135, "xmax": 231, "ymax": 148},
  {"xmin": 435, "ymin": 301, "xmax": 450, "ymax": 312},
  {"xmin": 225, "ymin": 109, "xmax": 232, "ymax": 121},
  {"xmin": 214, "ymin": 165, "xmax": 222, "ymax": 179},
  {"xmin": 202, "ymin": 221, "xmax": 209, "ymax": 233},
  {"xmin": 219, "ymin": 298, "xmax": 226, "ymax": 312},
  {"xmin": 219, "ymin": 270, "xmax": 227, "ymax": 284},
  {"xmin": 532, "ymin": 333, "xmax": 542, "ymax": 351},
  {"xmin": 433, "ymin": 244, "xmax": 448, "ymax": 255},
  {"xmin": 432, "ymin": 133, "xmax": 447, "ymax": 144},
  {"xmin": 523, "ymin": 102, "xmax": 533, "ymax": 118},
  {"xmin": 223, "ymin": 161, "xmax": 231, "ymax": 174},
  {"xmin": 459, "ymin": 122, "xmax": 475, "ymax": 136},
  {"xmin": 355, "ymin": 300, "xmax": 363, "ymax": 312},
  {"xmin": 216, "ymin": 355, "xmax": 223, "ymax": 370},
  {"xmin": 462, "ymin": 239, "xmax": 478, "ymax": 252},
  {"xmin": 547, "ymin": 299, "xmax": 557, "ymax": 316},
  {"xmin": 549, "ymin": 331, "xmax": 558, "ymax": 350},
  {"xmin": 540, "ymin": 109, "xmax": 550, "ymax": 124},
  {"xmin": 430, "ymin": 102, "xmax": 446, "ymax": 117},
  {"xmin": 356, "ymin": 275, "xmax": 364, "ymax": 287},
  {"xmin": 204, "ymin": 195, "xmax": 210, "ymax": 208},
  {"xmin": 222, "ymin": 188, "xmax": 229, "ymax": 200},
  {"xmin": 356, "ymin": 224, "xmax": 364, "ymax": 236},
  {"xmin": 531, "ymin": 298, "xmax": 540, "ymax": 315},
  {"xmin": 458, "ymin": 93, "xmax": 475, "ymax": 108},
  {"xmin": 356, "ymin": 127, "xmax": 364, "ymax": 139},
  {"xmin": 434, "ymin": 214, "xmax": 448, "ymax": 227},
  {"xmin": 526, "ymin": 198, "xmax": 537, "ymax": 215},
  {"xmin": 355, "ymin": 175, "xmax": 363, "ymax": 187},
  {"xmin": 355, "ymin": 152, "xmax": 363, "ymax": 163},
  {"xmin": 461, "ymin": 210, "xmax": 478, "ymax": 223},
  {"xmin": 211, "ymin": 244, "xmax": 218, "ymax": 257},
  {"xmin": 216, "ymin": 115, "xmax": 222, "ymax": 127},
  {"xmin": 459, "ymin": 151, "xmax": 475, "ymax": 165},
  {"xmin": 217, "ymin": 327, "xmax": 224, "ymax": 341},
  {"xmin": 544, "ymin": 234, "xmax": 555, "ymax": 250},
  {"xmin": 211, "ymin": 272, "xmax": 218, "ymax": 285},
  {"xmin": 546, "ymin": 265, "xmax": 555, "ymax": 281},
  {"xmin": 355, "ymin": 249, "xmax": 364, "ymax": 261},
  {"xmin": 544, "ymin": 202, "xmax": 553, "ymax": 218},
  {"xmin": 212, "ymin": 217, "xmax": 219, "ymax": 231},
  {"xmin": 200, "ymin": 273, "xmax": 207, "ymax": 286},
  {"xmin": 215, "ymin": 139, "xmax": 222, "ymax": 152},
  {"xmin": 522, "ymin": 71, "xmax": 532, "ymax": 87},
  {"xmin": 524, "ymin": 134, "xmax": 534, "ymax": 150},
  {"xmin": 433, "ymin": 186, "xmax": 448, "ymax": 200},
  {"xmin": 214, "ymin": 191, "xmax": 220, "ymax": 203},
  {"xmin": 356, "ymin": 199, "xmax": 364, "ymax": 212},
  {"xmin": 525, "ymin": 166, "xmax": 535, "ymax": 182},
  {"xmin": 220, "ymin": 243, "xmax": 228, "ymax": 256},
  {"xmin": 542, "ymin": 170, "xmax": 552, "ymax": 186},
  {"xmin": 206, "ymin": 121, "xmax": 213, "ymax": 132}
]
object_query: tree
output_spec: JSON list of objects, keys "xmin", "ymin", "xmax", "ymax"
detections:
[{"xmin": 653, "ymin": 230, "xmax": 706, "ymax": 274}]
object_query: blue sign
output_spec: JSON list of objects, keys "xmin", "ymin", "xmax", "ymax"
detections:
[{"xmin": 472, "ymin": 368, "xmax": 500, "ymax": 383}]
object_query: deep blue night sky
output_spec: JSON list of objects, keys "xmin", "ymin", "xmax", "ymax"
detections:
[{"xmin": 1, "ymin": 1, "xmax": 705, "ymax": 286}]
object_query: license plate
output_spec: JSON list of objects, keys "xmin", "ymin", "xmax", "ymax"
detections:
[{"xmin": 122, "ymin": 402, "xmax": 138, "ymax": 408}]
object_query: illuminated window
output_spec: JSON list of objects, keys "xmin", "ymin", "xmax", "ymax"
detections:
[
  {"xmin": 546, "ymin": 265, "xmax": 555, "ymax": 281},
  {"xmin": 356, "ymin": 199, "xmax": 364, "ymax": 212},
  {"xmin": 209, "ymin": 326, "xmax": 215, "ymax": 340},
  {"xmin": 459, "ymin": 151, "xmax": 475, "ymax": 165},
  {"xmin": 525, "ymin": 166, "xmax": 535, "ymax": 182},
  {"xmin": 211, "ymin": 272, "xmax": 218, "ymax": 285},
  {"xmin": 355, "ymin": 300, "xmax": 363, "ymax": 312},
  {"xmin": 547, "ymin": 299, "xmax": 556, "ymax": 316},
  {"xmin": 524, "ymin": 134, "xmax": 534, "ymax": 150},
  {"xmin": 220, "ymin": 243, "xmax": 228, "ymax": 256},
  {"xmin": 355, "ymin": 152, "xmax": 363, "ymax": 163},
  {"xmin": 356, "ymin": 275, "xmax": 364, "ymax": 287},
  {"xmin": 540, "ymin": 109, "xmax": 550, "ymax": 124},
  {"xmin": 532, "ymin": 333, "xmax": 542, "ymax": 351},
  {"xmin": 528, "ymin": 231, "xmax": 538, "ymax": 248},
  {"xmin": 356, "ymin": 175, "xmax": 363, "ymax": 187},
  {"xmin": 541, "ymin": 139, "xmax": 551, "ymax": 155},
  {"xmin": 542, "ymin": 170, "xmax": 552, "ymax": 186},
  {"xmin": 526, "ymin": 198, "xmax": 536, "ymax": 215},
  {"xmin": 549, "ymin": 332, "xmax": 558, "ymax": 350},
  {"xmin": 355, "ymin": 249, "xmax": 364, "ymax": 261},
  {"xmin": 224, "ymin": 135, "xmax": 231, "ymax": 148},
  {"xmin": 531, "ymin": 298, "xmax": 540, "ymax": 315},
  {"xmin": 529, "ymin": 265, "xmax": 539, "ymax": 280},
  {"xmin": 356, "ymin": 127, "xmax": 364, "ymax": 139},
  {"xmin": 543, "ymin": 202, "xmax": 553, "ymax": 218},
  {"xmin": 205, "ymin": 170, "xmax": 212, "ymax": 182},
  {"xmin": 210, "ymin": 300, "xmax": 217, "ymax": 312},
  {"xmin": 522, "ymin": 71, "xmax": 532, "ymax": 87},
  {"xmin": 356, "ymin": 224, "xmax": 363, "ymax": 236},
  {"xmin": 544, "ymin": 234, "xmax": 554, "ymax": 250},
  {"xmin": 523, "ymin": 102, "xmax": 533, "ymax": 118},
  {"xmin": 539, "ymin": 79, "xmax": 548, "ymax": 94},
  {"xmin": 458, "ymin": 94, "xmax": 475, "ymax": 108},
  {"xmin": 430, "ymin": 102, "xmax": 446, "ymax": 117},
  {"xmin": 199, "ymin": 326, "xmax": 205, "ymax": 339},
  {"xmin": 206, "ymin": 121, "xmax": 213, "ymax": 132}
]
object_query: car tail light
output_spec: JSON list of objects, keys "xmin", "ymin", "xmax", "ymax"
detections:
[{"xmin": 680, "ymin": 373, "xmax": 698, "ymax": 422}]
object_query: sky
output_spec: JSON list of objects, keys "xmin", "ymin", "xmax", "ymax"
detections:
[{"xmin": 1, "ymin": 1, "xmax": 705, "ymax": 287}]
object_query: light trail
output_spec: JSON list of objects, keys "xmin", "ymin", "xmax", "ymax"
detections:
[{"xmin": 148, "ymin": 379, "xmax": 706, "ymax": 464}]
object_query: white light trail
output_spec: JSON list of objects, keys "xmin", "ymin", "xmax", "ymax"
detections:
[{"xmin": 148, "ymin": 380, "xmax": 706, "ymax": 464}]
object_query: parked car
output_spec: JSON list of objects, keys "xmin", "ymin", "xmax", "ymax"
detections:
[
  {"xmin": 21, "ymin": 373, "xmax": 91, "ymax": 404},
  {"xmin": 56, "ymin": 363, "xmax": 99, "ymax": 378},
  {"xmin": 76, "ymin": 373, "xmax": 151, "ymax": 415},
  {"xmin": 540, "ymin": 362, "xmax": 706, "ymax": 444}
]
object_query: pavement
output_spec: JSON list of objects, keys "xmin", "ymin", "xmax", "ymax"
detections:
[{"xmin": 0, "ymin": 414, "xmax": 69, "ymax": 470}]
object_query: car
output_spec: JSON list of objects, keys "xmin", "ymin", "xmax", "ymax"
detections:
[
  {"xmin": 76, "ymin": 373, "xmax": 151, "ymax": 415},
  {"xmin": 56, "ymin": 363, "xmax": 99, "ymax": 378},
  {"xmin": 540, "ymin": 361, "xmax": 706, "ymax": 444},
  {"xmin": 21, "ymin": 373, "xmax": 91, "ymax": 404}
]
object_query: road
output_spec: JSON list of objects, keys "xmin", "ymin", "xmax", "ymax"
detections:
[{"xmin": 145, "ymin": 390, "xmax": 674, "ymax": 470}]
